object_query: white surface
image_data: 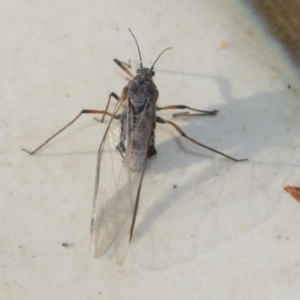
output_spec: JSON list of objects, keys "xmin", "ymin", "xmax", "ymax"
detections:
[{"xmin": 1, "ymin": 0, "xmax": 300, "ymax": 299}]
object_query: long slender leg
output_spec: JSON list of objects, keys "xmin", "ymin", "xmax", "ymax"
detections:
[
  {"xmin": 100, "ymin": 57, "xmax": 134, "ymax": 121},
  {"xmin": 101, "ymin": 57, "xmax": 133, "ymax": 122},
  {"xmin": 156, "ymin": 116, "xmax": 247, "ymax": 162},
  {"xmin": 114, "ymin": 58, "xmax": 134, "ymax": 78},
  {"xmin": 22, "ymin": 109, "xmax": 113, "ymax": 155},
  {"xmin": 96, "ymin": 58, "xmax": 133, "ymax": 123},
  {"xmin": 115, "ymin": 59, "xmax": 131, "ymax": 68},
  {"xmin": 156, "ymin": 105, "xmax": 218, "ymax": 117},
  {"xmin": 100, "ymin": 92, "xmax": 120, "ymax": 122}
]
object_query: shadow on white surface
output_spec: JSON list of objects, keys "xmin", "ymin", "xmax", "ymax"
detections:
[{"xmin": 19, "ymin": 69, "xmax": 300, "ymax": 269}]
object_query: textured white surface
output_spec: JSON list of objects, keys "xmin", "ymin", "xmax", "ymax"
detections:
[{"xmin": 1, "ymin": 0, "xmax": 300, "ymax": 299}]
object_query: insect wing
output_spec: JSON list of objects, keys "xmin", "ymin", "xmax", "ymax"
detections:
[
  {"xmin": 89, "ymin": 102, "xmax": 122, "ymax": 259},
  {"xmin": 90, "ymin": 99, "xmax": 154, "ymax": 263}
]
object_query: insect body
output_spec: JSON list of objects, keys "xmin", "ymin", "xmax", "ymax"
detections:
[
  {"xmin": 117, "ymin": 67, "xmax": 159, "ymax": 170},
  {"xmin": 22, "ymin": 29, "xmax": 247, "ymax": 263}
]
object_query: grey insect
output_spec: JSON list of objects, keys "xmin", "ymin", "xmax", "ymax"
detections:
[{"xmin": 22, "ymin": 29, "xmax": 246, "ymax": 263}]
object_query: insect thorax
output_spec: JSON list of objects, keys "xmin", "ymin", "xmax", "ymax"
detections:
[{"xmin": 128, "ymin": 75, "xmax": 157, "ymax": 114}]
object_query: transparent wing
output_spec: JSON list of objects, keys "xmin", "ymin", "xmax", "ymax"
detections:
[{"xmin": 90, "ymin": 98, "xmax": 154, "ymax": 264}]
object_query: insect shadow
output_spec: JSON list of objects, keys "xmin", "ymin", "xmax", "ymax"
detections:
[
  {"xmin": 128, "ymin": 71, "xmax": 300, "ymax": 268},
  {"xmin": 22, "ymin": 29, "xmax": 247, "ymax": 263}
]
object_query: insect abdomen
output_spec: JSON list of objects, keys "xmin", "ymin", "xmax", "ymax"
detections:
[{"xmin": 128, "ymin": 107, "xmax": 155, "ymax": 172}]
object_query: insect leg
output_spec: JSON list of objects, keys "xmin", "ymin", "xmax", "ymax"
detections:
[
  {"xmin": 156, "ymin": 116, "xmax": 247, "ymax": 162},
  {"xmin": 156, "ymin": 105, "xmax": 218, "ymax": 117},
  {"xmin": 115, "ymin": 59, "xmax": 131, "ymax": 68},
  {"xmin": 100, "ymin": 92, "xmax": 120, "ymax": 123},
  {"xmin": 22, "ymin": 109, "xmax": 113, "ymax": 155},
  {"xmin": 97, "ymin": 56, "xmax": 133, "ymax": 124},
  {"xmin": 114, "ymin": 58, "xmax": 135, "ymax": 78}
]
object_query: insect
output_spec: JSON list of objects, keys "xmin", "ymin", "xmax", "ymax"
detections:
[{"xmin": 22, "ymin": 29, "xmax": 247, "ymax": 263}]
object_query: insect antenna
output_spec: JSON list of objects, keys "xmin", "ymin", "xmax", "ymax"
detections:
[
  {"xmin": 128, "ymin": 28, "xmax": 143, "ymax": 68},
  {"xmin": 151, "ymin": 47, "xmax": 172, "ymax": 70}
]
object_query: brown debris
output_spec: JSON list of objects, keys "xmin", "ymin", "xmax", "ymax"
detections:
[{"xmin": 284, "ymin": 185, "xmax": 300, "ymax": 202}]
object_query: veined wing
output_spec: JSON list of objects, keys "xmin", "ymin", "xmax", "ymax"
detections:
[{"xmin": 90, "ymin": 97, "xmax": 155, "ymax": 264}]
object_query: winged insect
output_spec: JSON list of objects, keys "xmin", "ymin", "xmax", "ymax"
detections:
[{"xmin": 22, "ymin": 29, "xmax": 247, "ymax": 263}]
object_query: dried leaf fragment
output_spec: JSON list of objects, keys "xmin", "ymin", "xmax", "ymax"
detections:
[{"xmin": 284, "ymin": 186, "xmax": 300, "ymax": 202}]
